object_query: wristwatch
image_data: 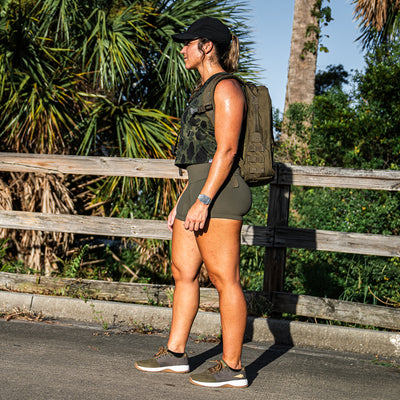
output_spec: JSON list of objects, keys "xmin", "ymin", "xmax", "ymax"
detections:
[{"xmin": 198, "ymin": 194, "xmax": 212, "ymax": 205}]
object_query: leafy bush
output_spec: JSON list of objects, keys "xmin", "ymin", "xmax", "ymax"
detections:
[
  {"xmin": 285, "ymin": 186, "xmax": 400, "ymax": 304},
  {"xmin": 272, "ymin": 42, "xmax": 400, "ymax": 305},
  {"xmin": 240, "ymin": 185, "xmax": 270, "ymax": 291},
  {"xmin": 0, "ymin": 239, "xmax": 30, "ymax": 274}
]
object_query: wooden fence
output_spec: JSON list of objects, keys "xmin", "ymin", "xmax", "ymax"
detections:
[{"xmin": 0, "ymin": 152, "xmax": 400, "ymax": 330}]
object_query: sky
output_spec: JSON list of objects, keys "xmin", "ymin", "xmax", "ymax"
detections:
[{"xmin": 249, "ymin": 0, "xmax": 366, "ymax": 111}]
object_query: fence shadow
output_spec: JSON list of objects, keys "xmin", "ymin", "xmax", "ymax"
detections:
[
  {"xmin": 188, "ymin": 313, "xmax": 296, "ymax": 387},
  {"xmin": 188, "ymin": 342, "xmax": 224, "ymax": 372},
  {"xmin": 244, "ymin": 317, "xmax": 294, "ymax": 386}
]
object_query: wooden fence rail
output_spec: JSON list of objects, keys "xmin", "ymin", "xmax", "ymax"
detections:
[
  {"xmin": 0, "ymin": 152, "xmax": 399, "ymax": 330},
  {"xmin": 2, "ymin": 152, "xmax": 400, "ymax": 189},
  {"xmin": 0, "ymin": 211, "xmax": 399, "ymax": 258},
  {"xmin": 1, "ymin": 272, "xmax": 399, "ymax": 330}
]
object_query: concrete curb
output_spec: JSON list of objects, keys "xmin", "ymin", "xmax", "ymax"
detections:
[{"xmin": 1, "ymin": 290, "xmax": 399, "ymax": 358}]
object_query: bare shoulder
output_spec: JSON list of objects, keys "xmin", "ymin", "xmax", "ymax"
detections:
[{"xmin": 214, "ymin": 78, "xmax": 244, "ymax": 103}]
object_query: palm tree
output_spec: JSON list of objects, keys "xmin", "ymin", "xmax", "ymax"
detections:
[
  {"xmin": 0, "ymin": 0, "xmax": 256, "ymax": 274},
  {"xmin": 353, "ymin": 0, "xmax": 400, "ymax": 49},
  {"xmin": 279, "ymin": 0, "xmax": 322, "ymax": 164},
  {"xmin": 284, "ymin": 0, "xmax": 330, "ymax": 113}
]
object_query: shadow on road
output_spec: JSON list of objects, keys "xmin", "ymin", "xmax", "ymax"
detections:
[
  {"xmin": 188, "ymin": 342, "xmax": 224, "ymax": 371},
  {"xmin": 246, "ymin": 318, "xmax": 294, "ymax": 385},
  {"xmin": 188, "ymin": 317, "xmax": 294, "ymax": 386}
]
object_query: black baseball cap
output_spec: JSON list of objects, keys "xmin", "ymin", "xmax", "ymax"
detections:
[{"xmin": 172, "ymin": 17, "xmax": 231, "ymax": 44}]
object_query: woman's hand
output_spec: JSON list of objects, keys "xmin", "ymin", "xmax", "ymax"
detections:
[
  {"xmin": 184, "ymin": 200, "xmax": 209, "ymax": 232},
  {"xmin": 167, "ymin": 205, "xmax": 177, "ymax": 232}
]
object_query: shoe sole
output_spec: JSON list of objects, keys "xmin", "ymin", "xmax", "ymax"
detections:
[
  {"xmin": 135, "ymin": 363, "xmax": 189, "ymax": 373},
  {"xmin": 189, "ymin": 377, "xmax": 248, "ymax": 388}
]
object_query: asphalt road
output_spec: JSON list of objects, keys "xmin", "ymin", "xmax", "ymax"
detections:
[{"xmin": 1, "ymin": 318, "xmax": 399, "ymax": 400}]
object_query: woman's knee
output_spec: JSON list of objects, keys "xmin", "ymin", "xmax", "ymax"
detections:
[
  {"xmin": 171, "ymin": 261, "xmax": 200, "ymax": 283},
  {"xmin": 207, "ymin": 269, "xmax": 240, "ymax": 292}
]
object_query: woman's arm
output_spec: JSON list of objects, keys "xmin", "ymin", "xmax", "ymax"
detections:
[
  {"xmin": 168, "ymin": 181, "xmax": 188, "ymax": 232},
  {"xmin": 183, "ymin": 78, "xmax": 245, "ymax": 232}
]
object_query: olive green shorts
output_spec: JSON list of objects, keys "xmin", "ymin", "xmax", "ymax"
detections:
[{"xmin": 176, "ymin": 163, "xmax": 252, "ymax": 221}]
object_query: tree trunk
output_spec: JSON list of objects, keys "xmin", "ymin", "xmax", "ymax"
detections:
[{"xmin": 284, "ymin": 0, "xmax": 320, "ymax": 114}]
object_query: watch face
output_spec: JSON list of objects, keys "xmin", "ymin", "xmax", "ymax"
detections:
[{"xmin": 198, "ymin": 194, "xmax": 211, "ymax": 205}]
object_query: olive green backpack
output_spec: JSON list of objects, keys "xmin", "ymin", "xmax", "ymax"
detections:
[{"xmin": 194, "ymin": 72, "xmax": 275, "ymax": 186}]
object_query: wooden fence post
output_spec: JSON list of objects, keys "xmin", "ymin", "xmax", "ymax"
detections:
[{"xmin": 263, "ymin": 166, "xmax": 291, "ymax": 293}]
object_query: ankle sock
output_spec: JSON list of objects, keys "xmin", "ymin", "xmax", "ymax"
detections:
[
  {"xmin": 228, "ymin": 365, "xmax": 242, "ymax": 372},
  {"xmin": 167, "ymin": 349, "xmax": 185, "ymax": 358}
]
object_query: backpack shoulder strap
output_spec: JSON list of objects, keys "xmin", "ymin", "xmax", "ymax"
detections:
[{"xmin": 197, "ymin": 72, "xmax": 244, "ymax": 126}]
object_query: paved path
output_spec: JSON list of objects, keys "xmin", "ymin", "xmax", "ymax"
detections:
[{"xmin": 1, "ymin": 318, "xmax": 399, "ymax": 400}]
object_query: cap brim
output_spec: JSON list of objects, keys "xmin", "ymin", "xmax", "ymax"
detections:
[{"xmin": 171, "ymin": 33, "xmax": 198, "ymax": 42}]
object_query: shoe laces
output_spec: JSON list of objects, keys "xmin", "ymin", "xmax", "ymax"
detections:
[
  {"xmin": 154, "ymin": 347, "xmax": 168, "ymax": 359},
  {"xmin": 209, "ymin": 360, "xmax": 225, "ymax": 374}
]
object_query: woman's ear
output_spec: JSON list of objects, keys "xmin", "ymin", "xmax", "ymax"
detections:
[{"xmin": 203, "ymin": 41, "xmax": 214, "ymax": 55}]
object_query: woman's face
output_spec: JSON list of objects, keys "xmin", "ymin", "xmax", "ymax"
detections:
[{"xmin": 180, "ymin": 39, "xmax": 203, "ymax": 70}]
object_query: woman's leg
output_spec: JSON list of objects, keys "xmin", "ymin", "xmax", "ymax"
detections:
[
  {"xmin": 195, "ymin": 218, "xmax": 246, "ymax": 369},
  {"xmin": 167, "ymin": 218, "xmax": 203, "ymax": 353}
]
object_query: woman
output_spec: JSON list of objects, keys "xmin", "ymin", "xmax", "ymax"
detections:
[{"xmin": 135, "ymin": 17, "xmax": 252, "ymax": 388}]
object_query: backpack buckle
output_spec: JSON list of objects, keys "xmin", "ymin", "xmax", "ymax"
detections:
[{"xmin": 190, "ymin": 104, "xmax": 213, "ymax": 115}]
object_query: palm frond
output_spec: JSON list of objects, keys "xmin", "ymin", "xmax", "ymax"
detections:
[
  {"xmin": 353, "ymin": 0, "xmax": 400, "ymax": 49},
  {"xmin": 78, "ymin": 96, "xmax": 177, "ymax": 158},
  {"xmin": 80, "ymin": 3, "xmax": 154, "ymax": 90},
  {"xmin": 1, "ymin": 68, "xmax": 87, "ymax": 153},
  {"xmin": 34, "ymin": 0, "xmax": 85, "ymax": 45}
]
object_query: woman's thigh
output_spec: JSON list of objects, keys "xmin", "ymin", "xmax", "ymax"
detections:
[
  {"xmin": 195, "ymin": 218, "xmax": 243, "ymax": 283},
  {"xmin": 171, "ymin": 218, "xmax": 203, "ymax": 280}
]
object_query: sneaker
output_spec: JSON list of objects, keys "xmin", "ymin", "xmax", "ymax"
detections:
[
  {"xmin": 189, "ymin": 359, "xmax": 248, "ymax": 388},
  {"xmin": 135, "ymin": 346, "xmax": 190, "ymax": 373}
]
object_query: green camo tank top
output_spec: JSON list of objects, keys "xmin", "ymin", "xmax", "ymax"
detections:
[{"xmin": 174, "ymin": 74, "xmax": 218, "ymax": 168}]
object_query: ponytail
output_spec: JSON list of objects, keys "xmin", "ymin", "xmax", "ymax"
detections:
[
  {"xmin": 220, "ymin": 34, "xmax": 240, "ymax": 73},
  {"xmin": 197, "ymin": 35, "xmax": 240, "ymax": 73}
]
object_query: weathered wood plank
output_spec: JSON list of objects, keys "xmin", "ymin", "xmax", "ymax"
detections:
[
  {"xmin": 278, "ymin": 163, "xmax": 400, "ymax": 191},
  {"xmin": 271, "ymin": 291, "xmax": 400, "ymax": 330},
  {"xmin": 0, "ymin": 211, "xmax": 398, "ymax": 255},
  {"xmin": 0, "ymin": 272, "xmax": 218, "ymax": 309},
  {"xmin": 1, "ymin": 153, "xmax": 400, "ymax": 190},
  {"xmin": 1, "ymin": 272, "xmax": 399, "ymax": 330},
  {"xmin": 0, "ymin": 210, "xmax": 271, "ymax": 246},
  {"xmin": 0, "ymin": 210, "xmax": 172, "ymax": 240},
  {"xmin": 240, "ymin": 224, "xmax": 273, "ymax": 247},
  {"xmin": 0, "ymin": 153, "xmax": 188, "ymax": 180},
  {"xmin": 275, "ymin": 227, "xmax": 400, "ymax": 257}
]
